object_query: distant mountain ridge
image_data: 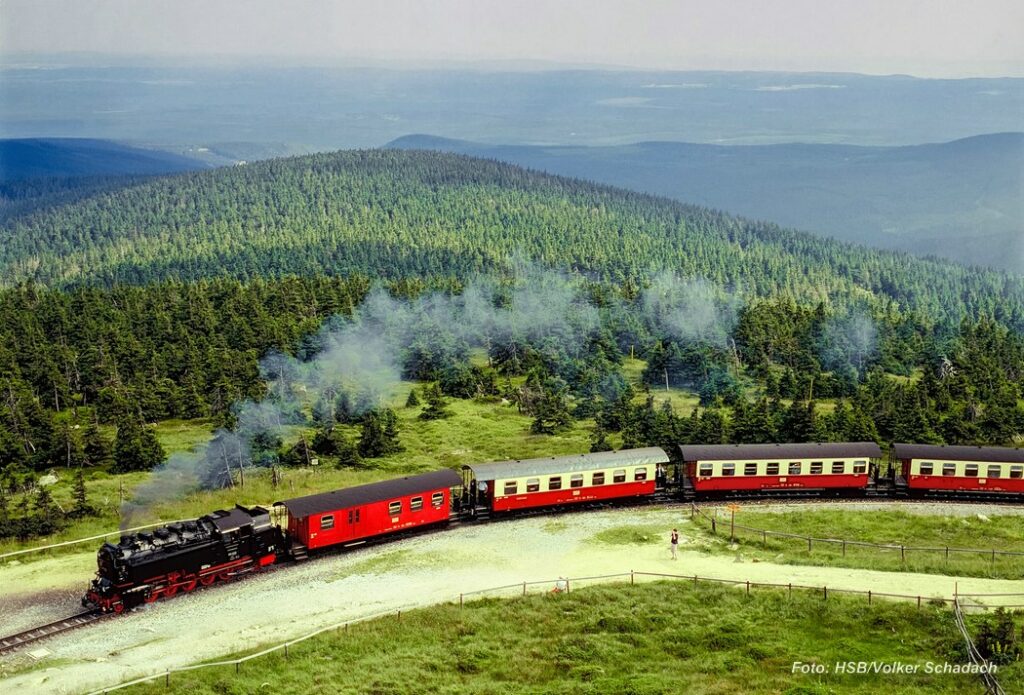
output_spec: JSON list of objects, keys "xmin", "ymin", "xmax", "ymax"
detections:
[
  {"xmin": 0, "ymin": 149, "xmax": 1019, "ymax": 329},
  {"xmin": 387, "ymin": 133, "xmax": 1024, "ymax": 273},
  {"xmin": 0, "ymin": 138, "xmax": 207, "ymax": 180}
]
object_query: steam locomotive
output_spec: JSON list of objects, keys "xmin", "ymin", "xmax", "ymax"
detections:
[
  {"xmin": 84, "ymin": 505, "xmax": 281, "ymax": 613},
  {"xmin": 83, "ymin": 441, "xmax": 1024, "ymax": 612}
]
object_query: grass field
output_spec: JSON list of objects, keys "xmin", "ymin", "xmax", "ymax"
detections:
[
  {"xmin": 118, "ymin": 580, "xmax": 1017, "ymax": 695},
  {"xmin": 691, "ymin": 508, "xmax": 1024, "ymax": 580},
  {"xmin": 0, "ymin": 388, "xmax": 602, "ymax": 558}
]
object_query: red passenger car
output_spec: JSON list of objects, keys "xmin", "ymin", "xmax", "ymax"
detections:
[
  {"xmin": 463, "ymin": 448, "xmax": 669, "ymax": 515},
  {"xmin": 275, "ymin": 469, "xmax": 461, "ymax": 553},
  {"xmin": 893, "ymin": 443, "xmax": 1024, "ymax": 496},
  {"xmin": 679, "ymin": 442, "xmax": 881, "ymax": 495}
]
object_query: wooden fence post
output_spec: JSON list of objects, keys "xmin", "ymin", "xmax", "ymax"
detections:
[
  {"xmin": 165, "ymin": 671, "xmax": 170, "ymax": 687},
  {"xmin": 523, "ymin": 582, "xmax": 527, "ymax": 596},
  {"xmin": 460, "ymin": 593, "xmax": 463, "ymax": 608},
  {"xmin": 842, "ymin": 540, "xmax": 846, "ymax": 557},
  {"xmin": 868, "ymin": 590, "xmax": 872, "ymax": 605},
  {"xmin": 631, "ymin": 570, "xmax": 635, "ymax": 585},
  {"xmin": 900, "ymin": 545, "xmax": 905, "ymax": 562},
  {"xmin": 808, "ymin": 537, "xmax": 812, "ymax": 552},
  {"xmin": 823, "ymin": 586, "xmax": 828, "ymax": 600}
]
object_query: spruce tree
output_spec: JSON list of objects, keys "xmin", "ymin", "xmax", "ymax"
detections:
[
  {"xmin": 83, "ymin": 421, "xmax": 113, "ymax": 467},
  {"xmin": 419, "ymin": 383, "xmax": 451, "ymax": 420},
  {"xmin": 113, "ymin": 419, "xmax": 166, "ymax": 473},
  {"xmin": 589, "ymin": 424, "xmax": 612, "ymax": 453},
  {"xmin": 71, "ymin": 467, "xmax": 95, "ymax": 516},
  {"xmin": 405, "ymin": 388, "xmax": 421, "ymax": 408}
]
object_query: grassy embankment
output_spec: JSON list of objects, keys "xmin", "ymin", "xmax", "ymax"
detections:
[
  {"xmin": 119, "ymin": 580, "xmax": 1019, "ymax": 695},
  {"xmin": 0, "ymin": 382, "xmax": 602, "ymax": 559},
  {"xmin": 688, "ymin": 508, "xmax": 1024, "ymax": 580}
]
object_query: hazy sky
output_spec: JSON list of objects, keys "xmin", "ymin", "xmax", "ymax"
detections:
[{"xmin": 2, "ymin": 0, "xmax": 1022, "ymax": 77}]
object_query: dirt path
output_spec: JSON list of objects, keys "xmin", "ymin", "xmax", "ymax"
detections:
[{"xmin": 1, "ymin": 505, "xmax": 1022, "ymax": 695}]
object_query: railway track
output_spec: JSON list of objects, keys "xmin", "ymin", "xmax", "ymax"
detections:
[{"xmin": 0, "ymin": 610, "xmax": 109, "ymax": 656}]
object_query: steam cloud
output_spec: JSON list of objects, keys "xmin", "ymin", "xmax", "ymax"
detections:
[{"xmin": 120, "ymin": 266, "xmax": 739, "ymax": 525}]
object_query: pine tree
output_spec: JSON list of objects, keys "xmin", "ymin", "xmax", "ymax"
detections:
[
  {"xmin": 589, "ymin": 424, "xmax": 612, "ymax": 453},
  {"xmin": 112, "ymin": 419, "xmax": 166, "ymax": 473},
  {"xmin": 358, "ymin": 409, "xmax": 403, "ymax": 458},
  {"xmin": 530, "ymin": 382, "xmax": 573, "ymax": 435},
  {"xmin": 419, "ymin": 383, "xmax": 451, "ymax": 420},
  {"xmin": 405, "ymin": 388, "xmax": 420, "ymax": 408},
  {"xmin": 83, "ymin": 421, "xmax": 113, "ymax": 467},
  {"xmin": 336, "ymin": 434, "xmax": 363, "ymax": 467},
  {"xmin": 71, "ymin": 467, "xmax": 95, "ymax": 517}
]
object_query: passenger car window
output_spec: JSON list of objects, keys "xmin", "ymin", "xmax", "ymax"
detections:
[
  {"xmin": 549, "ymin": 476, "xmax": 563, "ymax": 490},
  {"xmin": 743, "ymin": 463, "xmax": 757, "ymax": 476},
  {"xmin": 526, "ymin": 478, "xmax": 540, "ymax": 493},
  {"xmin": 503, "ymin": 481, "xmax": 518, "ymax": 495},
  {"xmin": 320, "ymin": 515, "xmax": 334, "ymax": 530}
]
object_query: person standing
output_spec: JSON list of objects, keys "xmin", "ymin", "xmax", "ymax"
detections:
[{"xmin": 670, "ymin": 528, "xmax": 679, "ymax": 560}]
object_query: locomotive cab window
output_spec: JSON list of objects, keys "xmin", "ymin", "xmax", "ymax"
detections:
[
  {"xmin": 766, "ymin": 463, "xmax": 779, "ymax": 475},
  {"xmin": 854, "ymin": 461, "xmax": 868, "ymax": 474},
  {"xmin": 743, "ymin": 463, "xmax": 757, "ymax": 476},
  {"xmin": 388, "ymin": 501, "xmax": 402, "ymax": 515},
  {"xmin": 592, "ymin": 472, "xmax": 605, "ymax": 486},
  {"xmin": 789, "ymin": 462, "xmax": 802, "ymax": 475},
  {"xmin": 1011, "ymin": 466, "xmax": 1024, "ymax": 479},
  {"xmin": 526, "ymin": 478, "xmax": 540, "ymax": 493},
  {"xmin": 549, "ymin": 476, "xmax": 563, "ymax": 491},
  {"xmin": 918, "ymin": 462, "xmax": 934, "ymax": 475},
  {"xmin": 698, "ymin": 464, "xmax": 713, "ymax": 477},
  {"xmin": 722, "ymin": 464, "xmax": 735, "ymax": 477},
  {"xmin": 503, "ymin": 481, "xmax": 518, "ymax": 495},
  {"xmin": 831, "ymin": 461, "xmax": 845, "ymax": 474},
  {"xmin": 320, "ymin": 515, "xmax": 335, "ymax": 530},
  {"xmin": 964, "ymin": 464, "xmax": 979, "ymax": 477},
  {"xmin": 570, "ymin": 474, "xmax": 585, "ymax": 488},
  {"xmin": 810, "ymin": 462, "xmax": 823, "ymax": 475},
  {"xmin": 987, "ymin": 465, "xmax": 1001, "ymax": 479},
  {"xmin": 431, "ymin": 492, "xmax": 444, "ymax": 507},
  {"xmin": 942, "ymin": 463, "xmax": 956, "ymax": 476},
  {"xmin": 410, "ymin": 496, "xmax": 424, "ymax": 512},
  {"xmin": 634, "ymin": 468, "xmax": 648, "ymax": 481},
  {"xmin": 613, "ymin": 469, "xmax": 626, "ymax": 483}
]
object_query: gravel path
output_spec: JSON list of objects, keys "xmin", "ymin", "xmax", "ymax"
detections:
[{"xmin": 1, "ymin": 504, "xmax": 1022, "ymax": 694}]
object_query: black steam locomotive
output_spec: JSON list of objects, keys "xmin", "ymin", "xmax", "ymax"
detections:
[{"xmin": 84, "ymin": 505, "xmax": 281, "ymax": 612}]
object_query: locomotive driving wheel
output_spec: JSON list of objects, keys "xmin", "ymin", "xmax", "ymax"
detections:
[
  {"xmin": 182, "ymin": 577, "xmax": 199, "ymax": 592},
  {"xmin": 200, "ymin": 574, "xmax": 216, "ymax": 586}
]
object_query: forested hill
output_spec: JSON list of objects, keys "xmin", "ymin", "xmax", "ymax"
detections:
[{"xmin": 1, "ymin": 149, "xmax": 1021, "ymax": 325}]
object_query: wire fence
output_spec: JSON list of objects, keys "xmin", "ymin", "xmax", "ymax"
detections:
[
  {"xmin": 952, "ymin": 596, "xmax": 1006, "ymax": 695},
  {"xmin": 690, "ymin": 505, "xmax": 1024, "ymax": 576},
  {"xmin": 82, "ymin": 569, "xmax": 1024, "ymax": 694}
]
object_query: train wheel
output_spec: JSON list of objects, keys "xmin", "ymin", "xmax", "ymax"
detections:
[
  {"xmin": 200, "ymin": 574, "xmax": 216, "ymax": 586},
  {"xmin": 112, "ymin": 602, "xmax": 125, "ymax": 614},
  {"xmin": 182, "ymin": 578, "xmax": 198, "ymax": 592},
  {"xmin": 145, "ymin": 590, "xmax": 161, "ymax": 604},
  {"xmin": 217, "ymin": 571, "xmax": 232, "ymax": 582},
  {"xmin": 164, "ymin": 585, "xmax": 178, "ymax": 598}
]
